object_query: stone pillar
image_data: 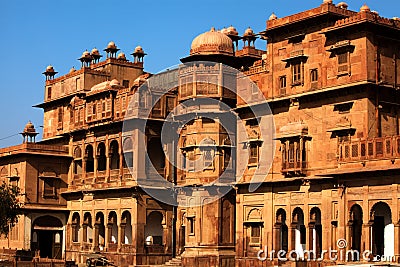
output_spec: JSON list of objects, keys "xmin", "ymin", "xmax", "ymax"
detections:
[
  {"xmin": 119, "ymin": 224, "xmax": 125, "ymax": 251},
  {"xmin": 94, "ymin": 224, "xmax": 99, "ymax": 252},
  {"xmin": 83, "ymin": 225, "xmax": 88, "ymax": 243},
  {"xmin": 79, "ymin": 222, "xmax": 84, "ymax": 250},
  {"xmin": 119, "ymin": 135, "xmax": 124, "ymax": 177},
  {"xmin": 273, "ymin": 224, "xmax": 280, "ymax": 257},
  {"xmin": 363, "ymin": 223, "xmax": 372, "ymax": 257},
  {"xmin": 331, "ymin": 223, "xmax": 337, "ymax": 250},
  {"xmin": 347, "ymin": 222, "xmax": 353, "ymax": 250},
  {"xmin": 82, "ymin": 157, "xmax": 87, "ymax": 179},
  {"xmin": 163, "ymin": 224, "xmax": 169, "ymax": 253},
  {"xmin": 105, "ymin": 224, "xmax": 111, "ymax": 249},
  {"xmin": 106, "ymin": 155, "xmax": 111, "ymax": 180},
  {"xmin": 94, "ymin": 156, "xmax": 98, "ymax": 179},
  {"xmin": 288, "ymin": 224, "xmax": 296, "ymax": 253},
  {"xmin": 307, "ymin": 224, "xmax": 314, "ymax": 257},
  {"xmin": 395, "ymin": 222, "xmax": 400, "ymax": 261},
  {"xmin": 243, "ymin": 225, "xmax": 248, "ymax": 258}
]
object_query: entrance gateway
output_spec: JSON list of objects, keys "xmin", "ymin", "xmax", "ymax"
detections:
[{"xmin": 31, "ymin": 215, "xmax": 63, "ymax": 259}]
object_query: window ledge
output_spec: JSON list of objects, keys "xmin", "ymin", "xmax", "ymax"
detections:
[
  {"xmin": 247, "ymin": 163, "xmax": 259, "ymax": 168},
  {"xmin": 337, "ymin": 71, "xmax": 350, "ymax": 77}
]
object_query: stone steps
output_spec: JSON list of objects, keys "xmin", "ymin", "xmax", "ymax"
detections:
[{"xmin": 161, "ymin": 256, "xmax": 182, "ymax": 266}]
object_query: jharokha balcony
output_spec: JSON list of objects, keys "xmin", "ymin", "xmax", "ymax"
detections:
[{"xmin": 338, "ymin": 135, "xmax": 400, "ymax": 169}]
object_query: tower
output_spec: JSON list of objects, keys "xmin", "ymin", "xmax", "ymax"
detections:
[{"xmin": 176, "ymin": 28, "xmax": 238, "ymax": 267}]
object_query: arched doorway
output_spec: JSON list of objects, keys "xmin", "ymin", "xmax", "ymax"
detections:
[
  {"xmin": 107, "ymin": 211, "xmax": 118, "ymax": 246},
  {"xmin": 276, "ymin": 208, "xmax": 288, "ymax": 251},
  {"xmin": 31, "ymin": 215, "xmax": 63, "ymax": 259},
  {"xmin": 71, "ymin": 213, "xmax": 80, "ymax": 243},
  {"xmin": 292, "ymin": 207, "xmax": 306, "ymax": 258},
  {"xmin": 349, "ymin": 204, "xmax": 363, "ymax": 256},
  {"xmin": 145, "ymin": 211, "xmax": 164, "ymax": 245},
  {"xmin": 178, "ymin": 212, "xmax": 186, "ymax": 254},
  {"xmin": 309, "ymin": 207, "xmax": 322, "ymax": 258},
  {"xmin": 371, "ymin": 202, "xmax": 394, "ymax": 257},
  {"xmin": 121, "ymin": 211, "xmax": 132, "ymax": 244},
  {"xmin": 95, "ymin": 212, "xmax": 105, "ymax": 251}
]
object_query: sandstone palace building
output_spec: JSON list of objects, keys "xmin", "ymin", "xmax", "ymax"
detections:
[{"xmin": 1, "ymin": 1, "xmax": 400, "ymax": 267}]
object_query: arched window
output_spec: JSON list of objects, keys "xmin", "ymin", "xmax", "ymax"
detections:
[
  {"xmin": 292, "ymin": 207, "xmax": 305, "ymax": 258},
  {"xmin": 123, "ymin": 138, "xmax": 133, "ymax": 169},
  {"xmin": 121, "ymin": 211, "xmax": 132, "ymax": 244},
  {"xmin": 200, "ymin": 138, "xmax": 215, "ymax": 170},
  {"xmin": 108, "ymin": 212, "xmax": 118, "ymax": 245},
  {"xmin": 276, "ymin": 208, "xmax": 288, "ymax": 251},
  {"xmin": 371, "ymin": 202, "xmax": 393, "ymax": 257},
  {"xmin": 97, "ymin": 143, "xmax": 106, "ymax": 172},
  {"xmin": 246, "ymin": 208, "xmax": 263, "ymax": 246},
  {"xmin": 223, "ymin": 138, "xmax": 232, "ymax": 171},
  {"xmin": 72, "ymin": 213, "xmax": 80, "ymax": 243},
  {"xmin": 145, "ymin": 211, "xmax": 163, "ymax": 246},
  {"xmin": 349, "ymin": 204, "xmax": 363, "ymax": 260},
  {"xmin": 95, "ymin": 212, "xmax": 105, "ymax": 250},
  {"xmin": 73, "ymin": 147, "xmax": 82, "ymax": 175},
  {"xmin": 310, "ymin": 207, "xmax": 322, "ymax": 258},
  {"xmin": 139, "ymin": 87, "xmax": 148, "ymax": 108},
  {"xmin": 147, "ymin": 137, "xmax": 165, "ymax": 174},
  {"xmin": 220, "ymin": 199, "xmax": 234, "ymax": 244},
  {"xmin": 83, "ymin": 213, "xmax": 93, "ymax": 243},
  {"xmin": 109, "ymin": 140, "xmax": 119, "ymax": 170},
  {"xmin": 85, "ymin": 145, "xmax": 94, "ymax": 173}
]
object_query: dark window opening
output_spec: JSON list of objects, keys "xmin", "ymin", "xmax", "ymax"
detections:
[
  {"xmin": 310, "ymin": 69, "xmax": 318, "ymax": 82},
  {"xmin": 292, "ymin": 62, "xmax": 302, "ymax": 85},
  {"xmin": 43, "ymin": 179, "xmax": 56, "ymax": 197},
  {"xmin": 188, "ymin": 217, "xmax": 195, "ymax": 235},
  {"xmin": 279, "ymin": 76, "xmax": 286, "ymax": 95},
  {"xmin": 122, "ymin": 80, "xmax": 129, "ymax": 88},
  {"xmin": 250, "ymin": 224, "xmax": 261, "ymax": 244},
  {"xmin": 334, "ymin": 102, "xmax": 353, "ymax": 114},
  {"xmin": 249, "ymin": 143, "xmax": 259, "ymax": 165},
  {"xmin": 85, "ymin": 145, "xmax": 94, "ymax": 173},
  {"xmin": 47, "ymin": 87, "xmax": 52, "ymax": 100}
]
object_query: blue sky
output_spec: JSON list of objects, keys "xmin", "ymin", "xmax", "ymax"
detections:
[{"xmin": 0, "ymin": 0, "xmax": 398, "ymax": 147}]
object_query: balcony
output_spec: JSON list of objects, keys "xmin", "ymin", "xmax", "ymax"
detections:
[
  {"xmin": 282, "ymin": 50, "xmax": 308, "ymax": 62},
  {"xmin": 339, "ymin": 136, "xmax": 400, "ymax": 162},
  {"xmin": 282, "ymin": 161, "xmax": 307, "ymax": 175}
]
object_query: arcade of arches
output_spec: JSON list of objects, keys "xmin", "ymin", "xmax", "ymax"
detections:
[
  {"xmin": 69, "ymin": 210, "xmax": 134, "ymax": 252},
  {"xmin": 243, "ymin": 201, "xmax": 395, "ymax": 260}
]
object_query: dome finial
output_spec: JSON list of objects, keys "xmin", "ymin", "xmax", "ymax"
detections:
[
  {"xmin": 269, "ymin": 12, "xmax": 278, "ymax": 20},
  {"xmin": 337, "ymin": 2, "xmax": 348, "ymax": 9},
  {"xmin": 360, "ymin": 3, "xmax": 370, "ymax": 12}
]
